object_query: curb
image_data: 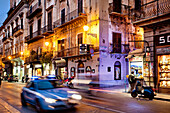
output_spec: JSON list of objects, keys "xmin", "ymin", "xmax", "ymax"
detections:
[{"xmin": 90, "ymin": 89, "xmax": 170, "ymax": 102}]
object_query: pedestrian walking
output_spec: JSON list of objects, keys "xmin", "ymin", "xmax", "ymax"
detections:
[
  {"xmin": 22, "ymin": 76, "xmax": 25, "ymax": 83},
  {"xmin": 128, "ymin": 71, "xmax": 136, "ymax": 92},
  {"xmin": 0, "ymin": 76, "xmax": 2, "ymax": 87},
  {"xmin": 25, "ymin": 75, "xmax": 29, "ymax": 83}
]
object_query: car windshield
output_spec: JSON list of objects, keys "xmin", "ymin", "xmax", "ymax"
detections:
[{"xmin": 38, "ymin": 80, "xmax": 63, "ymax": 90}]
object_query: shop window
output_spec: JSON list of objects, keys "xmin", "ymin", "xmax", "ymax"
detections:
[
  {"xmin": 78, "ymin": 62, "xmax": 84, "ymax": 73},
  {"xmin": 114, "ymin": 61, "xmax": 121, "ymax": 80},
  {"xmin": 108, "ymin": 67, "xmax": 111, "ymax": 72},
  {"xmin": 70, "ymin": 67, "xmax": 75, "ymax": 77}
]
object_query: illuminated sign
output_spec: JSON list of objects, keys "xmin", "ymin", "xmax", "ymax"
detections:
[{"xmin": 156, "ymin": 33, "xmax": 170, "ymax": 46}]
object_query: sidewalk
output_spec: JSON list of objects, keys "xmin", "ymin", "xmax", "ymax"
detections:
[
  {"xmin": 89, "ymin": 85, "xmax": 170, "ymax": 101},
  {"xmin": 0, "ymin": 103, "xmax": 10, "ymax": 113}
]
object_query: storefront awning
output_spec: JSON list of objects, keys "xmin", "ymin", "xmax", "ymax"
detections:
[
  {"xmin": 54, "ymin": 58, "xmax": 66, "ymax": 67},
  {"xmin": 125, "ymin": 49, "xmax": 145, "ymax": 59}
]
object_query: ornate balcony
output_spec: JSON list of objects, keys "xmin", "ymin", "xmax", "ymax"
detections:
[
  {"xmin": 131, "ymin": 0, "xmax": 170, "ymax": 23},
  {"xmin": 42, "ymin": 24, "xmax": 54, "ymax": 36},
  {"xmin": 108, "ymin": 3, "xmax": 130, "ymax": 17},
  {"xmin": 13, "ymin": 25, "xmax": 23, "ymax": 37},
  {"xmin": 53, "ymin": 8, "xmax": 87, "ymax": 28},
  {"xmin": 25, "ymin": 30, "xmax": 43, "ymax": 43},
  {"xmin": 26, "ymin": 2, "xmax": 42, "ymax": 18},
  {"xmin": 53, "ymin": 45, "xmax": 99, "ymax": 59}
]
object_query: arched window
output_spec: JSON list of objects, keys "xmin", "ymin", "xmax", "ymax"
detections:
[
  {"xmin": 114, "ymin": 61, "xmax": 121, "ymax": 80},
  {"xmin": 77, "ymin": 62, "xmax": 84, "ymax": 73}
]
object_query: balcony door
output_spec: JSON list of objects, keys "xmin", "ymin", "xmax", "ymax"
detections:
[
  {"xmin": 113, "ymin": 0, "xmax": 121, "ymax": 13},
  {"xmin": 48, "ymin": 11, "xmax": 52, "ymax": 31},
  {"xmin": 38, "ymin": 19, "xmax": 41, "ymax": 35},
  {"xmin": 30, "ymin": 25, "xmax": 33, "ymax": 39},
  {"xmin": 135, "ymin": 0, "xmax": 141, "ymax": 11},
  {"xmin": 78, "ymin": 0, "xmax": 83, "ymax": 15},
  {"xmin": 58, "ymin": 40, "xmax": 65, "ymax": 57},
  {"xmin": 112, "ymin": 32, "xmax": 121, "ymax": 53},
  {"xmin": 61, "ymin": 9, "xmax": 65, "ymax": 25}
]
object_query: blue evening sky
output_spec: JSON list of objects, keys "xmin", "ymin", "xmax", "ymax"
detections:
[{"xmin": 0, "ymin": 0, "xmax": 10, "ymax": 26}]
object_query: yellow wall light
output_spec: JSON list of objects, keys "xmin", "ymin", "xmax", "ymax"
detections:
[
  {"xmin": 45, "ymin": 42, "xmax": 49, "ymax": 46},
  {"xmin": 83, "ymin": 25, "xmax": 89, "ymax": 31},
  {"xmin": 8, "ymin": 56, "xmax": 12, "ymax": 60}
]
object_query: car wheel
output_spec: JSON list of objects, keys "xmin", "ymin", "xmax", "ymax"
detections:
[
  {"xmin": 21, "ymin": 94, "xmax": 27, "ymax": 106},
  {"xmin": 36, "ymin": 99, "xmax": 45, "ymax": 113}
]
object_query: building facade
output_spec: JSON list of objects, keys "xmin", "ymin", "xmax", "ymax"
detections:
[
  {"xmin": 131, "ymin": 0, "xmax": 170, "ymax": 93},
  {"xmin": 2, "ymin": 0, "xmax": 28, "ymax": 81}
]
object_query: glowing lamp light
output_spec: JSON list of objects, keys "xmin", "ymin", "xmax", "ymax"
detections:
[
  {"xmin": 8, "ymin": 56, "xmax": 12, "ymax": 60},
  {"xmin": 21, "ymin": 52, "xmax": 24, "ymax": 55},
  {"xmin": 83, "ymin": 25, "xmax": 89, "ymax": 31},
  {"xmin": 45, "ymin": 42, "xmax": 49, "ymax": 46}
]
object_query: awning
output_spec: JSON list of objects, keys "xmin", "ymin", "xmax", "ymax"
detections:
[
  {"xmin": 125, "ymin": 49, "xmax": 145, "ymax": 59},
  {"xmin": 54, "ymin": 58, "xmax": 66, "ymax": 67}
]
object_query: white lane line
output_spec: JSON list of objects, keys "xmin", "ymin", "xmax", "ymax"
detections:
[
  {"xmin": 0, "ymin": 98, "xmax": 20, "ymax": 113},
  {"xmin": 81, "ymin": 102, "xmax": 126, "ymax": 113}
]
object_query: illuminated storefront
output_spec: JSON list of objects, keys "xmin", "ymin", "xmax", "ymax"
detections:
[
  {"xmin": 156, "ymin": 33, "xmax": 170, "ymax": 93},
  {"xmin": 126, "ymin": 49, "xmax": 154, "ymax": 86}
]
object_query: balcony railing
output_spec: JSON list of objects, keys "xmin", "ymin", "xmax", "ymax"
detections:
[
  {"xmin": 53, "ymin": 45, "xmax": 99, "ymax": 58},
  {"xmin": 53, "ymin": 8, "xmax": 87, "ymax": 28},
  {"xmin": 13, "ymin": 25, "xmax": 23, "ymax": 36},
  {"xmin": 2, "ymin": 37, "xmax": 7, "ymax": 42},
  {"xmin": 26, "ymin": 2, "xmax": 42, "ymax": 18},
  {"xmin": 25, "ymin": 30, "xmax": 43, "ymax": 42},
  {"xmin": 42, "ymin": 24, "xmax": 54, "ymax": 35},
  {"xmin": 108, "ymin": 3, "xmax": 130, "ymax": 16},
  {"xmin": 131, "ymin": 0, "xmax": 170, "ymax": 22}
]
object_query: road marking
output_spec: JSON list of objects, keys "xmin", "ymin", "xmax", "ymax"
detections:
[
  {"xmin": 81, "ymin": 101, "xmax": 126, "ymax": 113},
  {"xmin": 0, "ymin": 98, "xmax": 20, "ymax": 113}
]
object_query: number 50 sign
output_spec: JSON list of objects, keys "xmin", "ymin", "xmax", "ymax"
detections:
[{"xmin": 156, "ymin": 33, "xmax": 170, "ymax": 46}]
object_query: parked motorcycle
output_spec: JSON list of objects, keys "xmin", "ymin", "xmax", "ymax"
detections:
[{"xmin": 131, "ymin": 79, "xmax": 155, "ymax": 100}]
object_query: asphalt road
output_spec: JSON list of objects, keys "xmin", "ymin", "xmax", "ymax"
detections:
[{"xmin": 0, "ymin": 81, "xmax": 170, "ymax": 113}]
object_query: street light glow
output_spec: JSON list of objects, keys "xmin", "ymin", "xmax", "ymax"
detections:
[
  {"xmin": 21, "ymin": 52, "xmax": 24, "ymax": 55},
  {"xmin": 45, "ymin": 42, "xmax": 49, "ymax": 46},
  {"xmin": 8, "ymin": 56, "xmax": 12, "ymax": 60},
  {"xmin": 83, "ymin": 25, "xmax": 89, "ymax": 31}
]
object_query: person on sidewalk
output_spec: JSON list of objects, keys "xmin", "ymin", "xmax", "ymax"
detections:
[
  {"xmin": 128, "ymin": 71, "xmax": 136, "ymax": 92},
  {"xmin": 0, "ymin": 76, "xmax": 2, "ymax": 87}
]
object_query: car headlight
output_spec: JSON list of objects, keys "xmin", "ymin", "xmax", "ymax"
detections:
[
  {"xmin": 71, "ymin": 94, "xmax": 82, "ymax": 100},
  {"xmin": 45, "ymin": 98, "xmax": 56, "ymax": 103}
]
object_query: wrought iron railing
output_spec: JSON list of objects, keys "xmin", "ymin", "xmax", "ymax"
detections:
[
  {"xmin": 42, "ymin": 24, "xmax": 54, "ymax": 34},
  {"xmin": 13, "ymin": 25, "xmax": 23, "ymax": 34},
  {"xmin": 53, "ymin": 8, "xmax": 87, "ymax": 28},
  {"xmin": 108, "ymin": 3, "xmax": 130, "ymax": 15},
  {"xmin": 25, "ymin": 30, "xmax": 42, "ymax": 42},
  {"xmin": 131, "ymin": 0, "xmax": 170, "ymax": 22},
  {"xmin": 26, "ymin": 2, "xmax": 42, "ymax": 18},
  {"xmin": 53, "ymin": 45, "xmax": 99, "ymax": 58}
]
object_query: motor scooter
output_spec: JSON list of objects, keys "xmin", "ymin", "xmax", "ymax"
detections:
[{"xmin": 131, "ymin": 79, "xmax": 155, "ymax": 100}]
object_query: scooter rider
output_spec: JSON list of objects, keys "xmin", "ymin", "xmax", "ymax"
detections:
[{"xmin": 128, "ymin": 71, "xmax": 136, "ymax": 92}]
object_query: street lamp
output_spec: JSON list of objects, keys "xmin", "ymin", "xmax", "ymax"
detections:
[
  {"xmin": 45, "ymin": 42, "xmax": 49, "ymax": 46},
  {"xmin": 83, "ymin": 25, "xmax": 89, "ymax": 31},
  {"xmin": 8, "ymin": 56, "xmax": 12, "ymax": 60}
]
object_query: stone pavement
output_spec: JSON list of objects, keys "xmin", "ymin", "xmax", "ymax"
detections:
[{"xmin": 0, "ymin": 103, "xmax": 10, "ymax": 113}]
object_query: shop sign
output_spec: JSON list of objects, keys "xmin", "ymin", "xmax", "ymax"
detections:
[
  {"xmin": 156, "ymin": 47, "xmax": 170, "ymax": 54},
  {"xmin": 35, "ymin": 64, "xmax": 42, "ymax": 68},
  {"xmin": 99, "ymin": 46, "xmax": 107, "ymax": 51},
  {"xmin": 26, "ymin": 64, "xmax": 30, "ymax": 68},
  {"xmin": 79, "ymin": 44, "xmax": 87, "ymax": 54},
  {"xmin": 86, "ymin": 66, "xmax": 91, "ymax": 72},
  {"xmin": 155, "ymin": 33, "xmax": 170, "ymax": 46},
  {"xmin": 129, "ymin": 56, "xmax": 143, "ymax": 61}
]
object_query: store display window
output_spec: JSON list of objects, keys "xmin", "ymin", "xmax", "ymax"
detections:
[
  {"xmin": 158, "ymin": 55, "xmax": 170, "ymax": 88},
  {"xmin": 130, "ymin": 62, "xmax": 143, "ymax": 77},
  {"xmin": 114, "ymin": 61, "xmax": 121, "ymax": 80}
]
